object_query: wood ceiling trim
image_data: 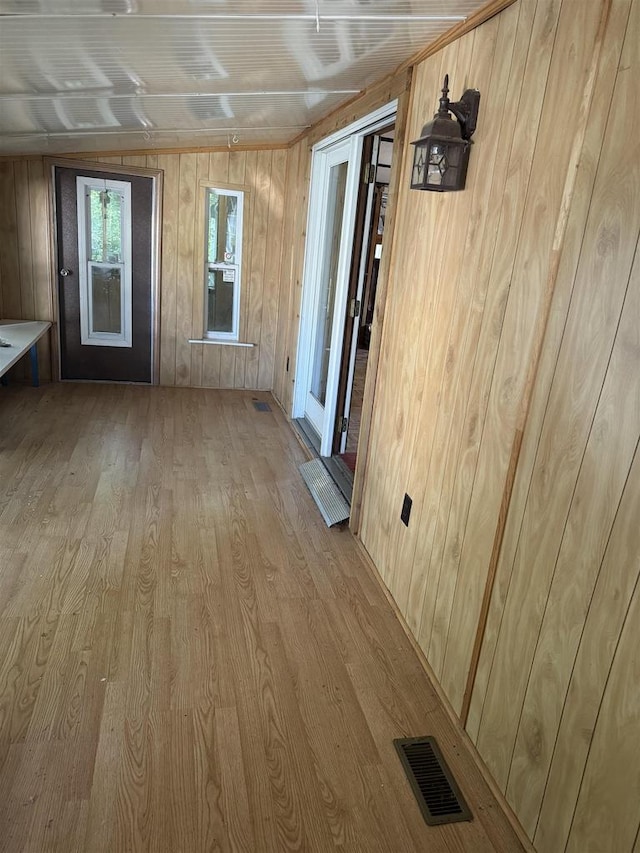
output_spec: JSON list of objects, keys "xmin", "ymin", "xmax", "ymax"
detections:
[
  {"xmin": 397, "ymin": 0, "xmax": 519, "ymax": 73},
  {"xmin": 288, "ymin": 0, "xmax": 518, "ymax": 150}
]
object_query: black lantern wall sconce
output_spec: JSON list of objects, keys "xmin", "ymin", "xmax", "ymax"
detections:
[{"xmin": 410, "ymin": 75, "xmax": 480, "ymax": 192}]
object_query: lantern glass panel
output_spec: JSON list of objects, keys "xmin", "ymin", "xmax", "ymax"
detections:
[
  {"xmin": 427, "ymin": 143, "xmax": 448, "ymax": 186},
  {"xmin": 412, "ymin": 147, "xmax": 426, "ymax": 187}
]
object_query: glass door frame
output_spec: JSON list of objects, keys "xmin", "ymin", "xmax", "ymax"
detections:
[
  {"xmin": 293, "ymin": 99, "xmax": 398, "ymax": 457},
  {"xmin": 76, "ymin": 175, "xmax": 133, "ymax": 348},
  {"xmin": 302, "ymin": 136, "xmax": 360, "ymax": 441}
]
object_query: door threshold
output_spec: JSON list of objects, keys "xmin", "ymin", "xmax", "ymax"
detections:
[
  {"xmin": 292, "ymin": 418, "xmax": 353, "ymax": 505},
  {"xmin": 323, "ymin": 455, "xmax": 353, "ymax": 504},
  {"xmin": 292, "ymin": 417, "xmax": 321, "ymax": 455}
]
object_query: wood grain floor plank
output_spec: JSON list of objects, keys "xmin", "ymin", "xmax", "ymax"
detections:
[{"xmin": 0, "ymin": 384, "xmax": 524, "ymax": 852}]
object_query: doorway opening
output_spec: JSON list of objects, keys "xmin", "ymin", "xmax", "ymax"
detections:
[
  {"xmin": 329, "ymin": 127, "xmax": 394, "ymax": 497},
  {"xmin": 294, "ymin": 102, "xmax": 397, "ymax": 505}
]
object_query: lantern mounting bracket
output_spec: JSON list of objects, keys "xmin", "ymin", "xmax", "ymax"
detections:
[{"xmin": 437, "ymin": 75, "xmax": 480, "ymax": 141}]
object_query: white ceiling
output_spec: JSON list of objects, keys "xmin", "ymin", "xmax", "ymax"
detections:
[{"xmin": 0, "ymin": 0, "xmax": 486, "ymax": 156}]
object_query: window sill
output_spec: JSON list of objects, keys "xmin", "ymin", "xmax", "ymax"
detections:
[{"xmin": 188, "ymin": 338, "xmax": 256, "ymax": 348}]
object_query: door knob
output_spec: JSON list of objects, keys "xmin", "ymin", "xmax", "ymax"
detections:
[{"xmin": 59, "ymin": 268, "xmax": 72, "ymax": 276}]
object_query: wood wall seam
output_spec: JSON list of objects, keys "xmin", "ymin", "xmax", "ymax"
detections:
[{"xmin": 459, "ymin": 0, "xmax": 615, "ymax": 727}]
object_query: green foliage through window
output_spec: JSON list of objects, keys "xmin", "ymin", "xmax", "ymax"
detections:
[
  {"xmin": 89, "ymin": 188, "xmax": 123, "ymax": 263},
  {"xmin": 207, "ymin": 190, "xmax": 238, "ymax": 264}
]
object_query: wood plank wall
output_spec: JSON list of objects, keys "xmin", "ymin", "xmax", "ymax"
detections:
[
  {"xmin": 353, "ymin": 0, "xmax": 640, "ymax": 850},
  {"xmin": 0, "ymin": 159, "xmax": 53, "ymax": 381},
  {"xmin": 272, "ymin": 138, "xmax": 309, "ymax": 414},
  {"xmin": 469, "ymin": 1, "xmax": 640, "ymax": 851},
  {"xmin": 0, "ymin": 150, "xmax": 287, "ymax": 389}
]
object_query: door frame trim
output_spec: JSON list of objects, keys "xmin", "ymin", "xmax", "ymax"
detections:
[
  {"xmin": 293, "ymin": 99, "xmax": 397, "ymax": 453},
  {"xmin": 296, "ymin": 135, "xmax": 362, "ymax": 450},
  {"xmin": 46, "ymin": 156, "xmax": 163, "ymax": 384}
]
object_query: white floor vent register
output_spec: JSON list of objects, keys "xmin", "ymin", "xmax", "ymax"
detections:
[{"xmin": 299, "ymin": 459, "xmax": 350, "ymax": 527}]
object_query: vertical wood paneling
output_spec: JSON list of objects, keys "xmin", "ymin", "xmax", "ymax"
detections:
[
  {"xmin": 12, "ymin": 161, "xmax": 36, "ymax": 383},
  {"xmin": 245, "ymin": 150, "xmax": 272, "ymax": 390},
  {"xmin": 563, "ymin": 554, "xmax": 640, "ymax": 853},
  {"xmin": 151, "ymin": 147, "xmax": 286, "ymax": 390},
  {"xmin": 532, "ymin": 446, "xmax": 640, "ymax": 851},
  {"xmin": 0, "ymin": 159, "xmax": 53, "ymax": 381},
  {"xmin": 233, "ymin": 150, "xmax": 257, "ymax": 390},
  {"xmin": 407, "ymin": 0, "xmax": 523, "ymax": 643},
  {"xmin": 384, "ymin": 33, "xmax": 469, "ymax": 612},
  {"xmin": 258, "ymin": 147, "xmax": 286, "ymax": 391},
  {"xmin": 360, "ymin": 44, "xmax": 451, "ymax": 581},
  {"xmin": 391, "ymin": 19, "xmax": 499, "ymax": 622},
  {"xmin": 272, "ymin": 141, "xmax": 300, "ymax": 407},
  {"xmin": 466, "ymin": 0, "xmax": 633, "ymax": 744},
  {"xmin": 150, "ymin": 147, "xmax": 286, "ymax": 391},
  {"xmin": 327, "ymin": 0, "xmax": 639, "ymax": 849},
  {"xmin": 0, "ymin": 148, "xmax": 286, "ymax": 390},
  {"xmin": 471, "ymin": 0, "xmax": 640, "ymax": 847},
  {"xmin": 227, "ymin": 150, "xmax": 247, "ymax": 389},
  {"xmin": 0, "ymin": 162, "xmax": 22, "ymax": 320},
  {"xmin": 474, "ymin": 0, "xmax": 635, "ymax": 752},
  {"xmin": 175, "ymin": 153, "xmax": 198, "ymax": 386},
  {"xmin": 273, "ymin": 139, "xmax": 311, "ymax": 415},
  {"xmin": 28, "ymin": 158, "xmax": 53, "ymax": 382},
  {"xmin": 121, "ymin": 155, "xmax": 147, "ymax": 169},
  {"xmin": 414, "ymin": 0, "xmax": 539, "ymax": 675},
  {"xmin": 158, "ymin": 153, "xmax": 179, "ymax": 385},
  {"xmin": 439, "ymin": 0, "xmax": 585, "ymax": 708},
  {"xmin": 506, "ymin": 241, "xmax": 640, "ymax": 831},
  {"xmin": 189, "ymin": 152, "xmax": 211, "ymax": 388},
  {"xmin": 14, "ymin": 161, "xmax": 35, "ymax": 321},
  {"xmin": 201, "ymin": 151, "xmax": 229, "ymax": 389}
]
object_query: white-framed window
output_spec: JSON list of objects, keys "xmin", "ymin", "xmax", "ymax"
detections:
[
  {"xmin": 76, "ymin": 175, "xmax": 132, "ymax": 347},
  {"xmin": 204, "ymin": 186, "xmax": 244, "ymax": 341}
]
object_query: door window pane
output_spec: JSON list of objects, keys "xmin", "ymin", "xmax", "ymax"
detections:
[
  {"xmin": 91, "ymin": 265, "xmax": 122, "ymax": 333},
  {"xmin": 88, "ymin": 187, "xmax": 123, "ymax": 263},
  {"xmin": 77, "ymin": 176, "xmax": 132, "ymax": 347},
  {"xmin": 310, "ymin": 160, "xmax": 348, "ymax": 406}
]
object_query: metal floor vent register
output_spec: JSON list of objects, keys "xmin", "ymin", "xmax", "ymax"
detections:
[
  {"xmin": 393, "ymin": 736, "xmax": 472, "ymax": 826},
  {"xmin": 252, "ymin": 400, "xmax": 272, "ymax": 412},
  {"xmin": 299, "ymin": 459, "xmax": 350, "ymax": 527}
]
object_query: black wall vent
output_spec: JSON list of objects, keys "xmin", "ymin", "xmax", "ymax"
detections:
[
  {"xmin": 393, "ymin": 736, "xmax": 472, "ymax": 826},
  {"xmin": 252, "ymin": 401, "xmax": 272, "ymax": 412}
]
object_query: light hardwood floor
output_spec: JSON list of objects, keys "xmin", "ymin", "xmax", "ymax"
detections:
[{"xmin": 0, "ymin": 384, "xmax": 524, "ymax": 853}]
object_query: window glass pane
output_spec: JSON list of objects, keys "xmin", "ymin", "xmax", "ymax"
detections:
[
  {"xmin": 310, "ymin": 160, "xmax": 348, "ymax": 406},
  {"xmin": 207, "ymin": 191, "xmax": 218, "ymax": 263},
  {"xmin": 91, "ymin": 265, "xmax": 122, "ymax": 333},
  {"xmin": 89, "ymin": 188, "xmax": 123, "ymax": 263},
  {"xmin": 207, "ymin": 190, "xmax": 238, "ymax": 264},
  {"xmin": 204, "ymin": 186, "xmax": 243, "ymax": 339},
  {"xmin": 206, "ymin": 268, "xmax": 234, "ymax": 333}
]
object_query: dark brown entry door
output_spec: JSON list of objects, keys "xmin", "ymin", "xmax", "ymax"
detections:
[{"xmin": 55, "ymin": 165, "xmax": 153, "ymax": 382}]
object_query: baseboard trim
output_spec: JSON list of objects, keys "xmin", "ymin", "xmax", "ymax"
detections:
[{"xmin": 353, "ymin": 536, "xmax": 536, "ymax": 853}]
